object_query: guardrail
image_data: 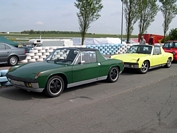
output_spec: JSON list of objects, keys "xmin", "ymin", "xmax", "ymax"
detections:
[{"xmin": 0, "ymin": 70, "xmax": 12, "ymax": 87}]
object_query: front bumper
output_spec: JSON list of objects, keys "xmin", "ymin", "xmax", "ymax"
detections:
[
  {"xmin": 124, "ymin": 63, "xmax": 139, "ymax": 68},
  {"xmin": 6, "ymin": 73, "xmax": 44, "ymax": 93}
]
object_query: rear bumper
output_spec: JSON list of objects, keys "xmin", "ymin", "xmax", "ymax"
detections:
[{"xmin": 18, "ymin": 55, "xmax": 27, "ymax": 61}]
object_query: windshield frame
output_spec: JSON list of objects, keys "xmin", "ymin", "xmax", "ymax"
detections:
[
  {"xmin": 45, "ymin": 48, "xmax": 81, "ymax": 65},
  {"xmin": 126, "ymin": 45, "xmax": 153, "ymax": 54}
]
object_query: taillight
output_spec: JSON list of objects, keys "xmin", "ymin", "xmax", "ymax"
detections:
[{"xmin": 24, "ymin": 49, "xmax": 26, "ymax": 54}]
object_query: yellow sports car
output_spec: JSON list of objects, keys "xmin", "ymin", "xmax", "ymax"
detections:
[{"xmin": 111, "ymin": 45, "xmax": 173, "ymax": 74}]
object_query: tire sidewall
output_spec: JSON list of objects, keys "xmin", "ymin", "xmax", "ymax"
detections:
[
  {"xmin": 108, "ymin": 67, "xmax": 119, "ymax": 82},
  {"xmin": 166, "ymin": 58, "xmax": 172, "ymax": 68},
  {"xmin": 9, "ymin": 56, "xmax": 18, "ymax": 66},
  {"xmin": 45, "ymin": 76, "xmax": 64, "ymax": 97},
  {"xmin": 140, "ymin": 61, "xmax": 149, "ymax": 74}
]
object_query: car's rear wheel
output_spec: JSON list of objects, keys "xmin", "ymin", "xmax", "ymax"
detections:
[
  {"xmin": 45, "ymin": 76, "xmax": 64, "ymax": 97},
  {"xmin": 107, "ymin": 67, "xmax": 119, "ymax": 82},
  {"xmin": 8, "ymin": 56, "xmax": 18, "ymax": 66},
  {"xmin": 165, "ymin": 58, "xmax": 172, "ymax": 68},
  {"xmin": 139, "ymin": 61, "xmax": 149, "ymax": 74}
]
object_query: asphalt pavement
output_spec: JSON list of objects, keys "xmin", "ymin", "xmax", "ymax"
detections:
[{"xmin": 0, "ymin": 62, "xmax": 177, "ymax": 133}]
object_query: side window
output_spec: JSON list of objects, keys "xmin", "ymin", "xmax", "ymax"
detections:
[
  {"xmin": 89, "ymin": 51, "xmax": 97, "ymax": 63},
  {"xmin": 5, "ymin": 45, "xmax": 11, "ymax": 49},
  {"xmin": 80, "ymin": 51, "xmax": 97, "ymax": 64},
  {"xmin": 0, "ymin": 44, "xmax": 6, "ymax": 50},
  {"xmin": 174, "ymin": 42, "xmax": 177, "ymax": 48},
  {"xmin": 153, "ymin": 47, "xmax": 161, "ymax": 55},
  {"xmin": 82, "ymin": 52, "xmax": 90, "ymax": 64}
]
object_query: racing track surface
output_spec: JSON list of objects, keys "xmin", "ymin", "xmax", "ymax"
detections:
[{"xmin": 0, "ymin": 63, "xmax": 177, "ymax": 133}]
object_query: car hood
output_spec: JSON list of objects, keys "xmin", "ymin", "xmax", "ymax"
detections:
[
  {"xmin": 111, "ymin": 54, "xmax": 149, "ymax": 62},
  {"xmin": 8, "ymin": 61, "xmax": 67, "ymax": 79}
]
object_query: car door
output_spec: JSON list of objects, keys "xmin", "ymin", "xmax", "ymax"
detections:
[
  {"xmin": 0, "ymin": 43, "xmax": 10, "ymax": 63},
  {"xmin": 151, "ymin": 46, "xmax": 166, "ymax": 66},
  {"xmin": 163, "ymin": 42, "xmax": 172, "ymax": 53},
  {"xmin": 72, "ymin": 51, "xmax": 100, "ymax": 83}
]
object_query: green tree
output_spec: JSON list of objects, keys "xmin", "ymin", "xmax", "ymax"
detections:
[
  {"xmin": 168, "ymin": 28, "xmax": 177, "ymax": 40},
  {"xmin": 159, "ymin": 0, "xmax": 177, "ymax": 40},
  {"xmin": 138, "ymin": 0, "xmax": 159, "ymax": 36},
  {"xmin": 123, "ymin": 0, "xmax": 139, "ymax": 43},
  {"xmin": 74, "ymin": 0, "xmax": 103, "ymax": 45}
]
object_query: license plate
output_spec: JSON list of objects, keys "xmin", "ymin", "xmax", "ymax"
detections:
[{"xmin": 11, "ymin": 80, "xmax": 24, "ymax": 86}]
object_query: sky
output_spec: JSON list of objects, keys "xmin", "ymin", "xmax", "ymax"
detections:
[{"xmin": 0, "ymin": 0, "xmax": 177, "ymax": 35}]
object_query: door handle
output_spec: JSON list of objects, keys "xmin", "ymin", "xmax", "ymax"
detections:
[{"xmin": 98, "ymin": 63, "xmax": 101, "ymax": 66}]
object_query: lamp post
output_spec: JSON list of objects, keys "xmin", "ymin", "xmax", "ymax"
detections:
[{"xmin": 121, "ymin": 0, "xmax": 123, "ymax": 44}]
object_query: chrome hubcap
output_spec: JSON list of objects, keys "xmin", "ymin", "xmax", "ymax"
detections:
[{"xmin": 141, "ymin": 62, "xmax": 148, "ymax": 72}]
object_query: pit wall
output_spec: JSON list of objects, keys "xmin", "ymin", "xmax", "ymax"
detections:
[{"xmin": 20, "ymin": 43, "xmax": 136, "ymax": 63}]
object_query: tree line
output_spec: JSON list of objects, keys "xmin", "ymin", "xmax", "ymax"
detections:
[{"xmin": 21, "ymin": 30, "xmax": 93, "ymax": 35}]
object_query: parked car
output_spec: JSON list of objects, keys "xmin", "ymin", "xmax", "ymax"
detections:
[
  {"xmin": 162, "ymin": 40, "xmax": 177, "ymax": 61},
  {"xmin": 6, "ymin": 47, "xmax": 124, "ymax": 97},
  {"xmin": 111, "ymin": 45, "xmax": 173, "ymax": 74},
  {"xmin": 0, "ymin": 43, "xmax": 26, "ymax": 66}
]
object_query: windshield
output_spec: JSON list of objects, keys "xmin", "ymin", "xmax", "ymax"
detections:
[
  {"xmin": 45, "ymin": 48, "xmax": 79, "ymax": 64},
  {"xmin": 126, "ymin": 45, "xmax": 152, "ymax": 54}
]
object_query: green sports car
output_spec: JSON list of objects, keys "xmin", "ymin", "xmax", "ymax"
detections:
[{"xmin": 6, "ymin": 47, "xmax": 124, "ymax": 97}]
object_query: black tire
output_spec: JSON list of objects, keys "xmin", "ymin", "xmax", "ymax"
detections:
[
  {"xmin": 165, "ymin": 58, "xmax": 172, "ymax": 68},
  {"xmin": 107, "ymin": 67, "xmax": 119, "ymax": 82},
  {"xmin": 8, "ymin": 56, "xmax": 18, "ymax": 66},
  {"xmin": 45, "ymin": 76, "xmax": 64, "ymax": 97},
  {"xmin": 139, "ymin": 61, "xmax": 149, "ymax": 74}
]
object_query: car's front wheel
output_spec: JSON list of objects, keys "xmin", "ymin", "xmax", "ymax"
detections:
[
  {"xmin": 8, "ymin": 56, "xmax": 18, "ymax": 66},
  {"xmin": 107, "ymin": 67, "xmax": 119, "ymax": 82},
  {"xmin": 165, "ymin": 58, "xmax": 172, "ymax": 68},
  {"xmin": 139, "ymin": 61, "xmax": 149, "ymax": 74},
  {"xmin": 45, "ymin": 76, "xmax": 64, "ymax": 97}
]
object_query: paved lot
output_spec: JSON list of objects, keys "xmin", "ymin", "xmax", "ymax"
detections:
[{"xmin": 0, "ymin": 63, "xmax": 177, "ymax": 133}]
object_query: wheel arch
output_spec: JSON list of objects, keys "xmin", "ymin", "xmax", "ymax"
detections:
[
  {"xmin": 8, "ymin": 54, "xmax": 19, "ymax": 61},
  {"xmin": 45, "ymin": 73, "xmax": 68, "ymax": 89},
  {"xmin": 109, "ymin": 65, "xmax": 120, "ymax": 71},
  {"xmin": 143, "ymin": 60, "xmax": 150, "ymax": 66}
]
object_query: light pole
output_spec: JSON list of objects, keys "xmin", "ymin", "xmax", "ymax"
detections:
[{"xmin": 121, "ymin": 0, "xmax": 123, "ymax": 44}]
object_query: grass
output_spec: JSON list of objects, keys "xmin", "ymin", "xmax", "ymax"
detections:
[{"xmin": 0, "ymin": 32, "xmax": 138, "ymax": 43}]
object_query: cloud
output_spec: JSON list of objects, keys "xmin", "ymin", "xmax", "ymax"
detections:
[{"xmin": 36, "ymin": 21, "xmax": 44, "ymax": 25}]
